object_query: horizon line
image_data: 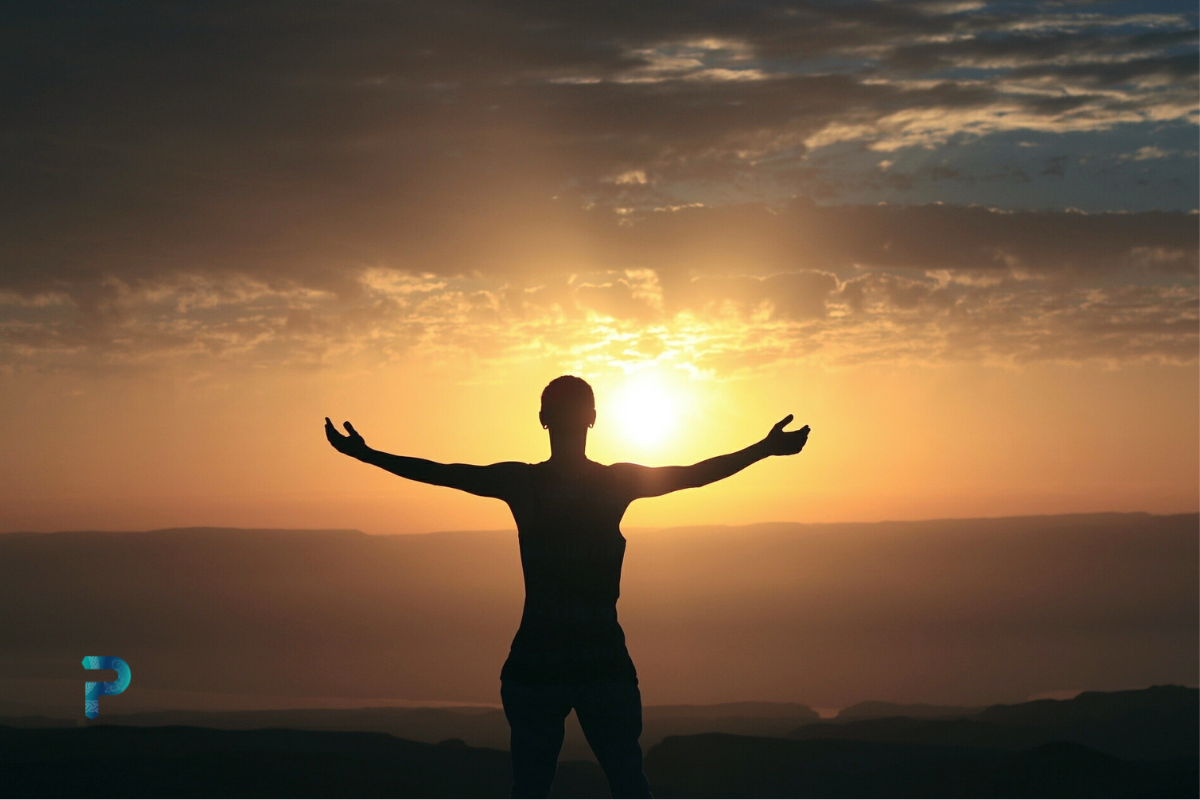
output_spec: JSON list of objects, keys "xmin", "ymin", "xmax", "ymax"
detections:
[{"xmin": 3, "ymin": 508, "xmax": 1197, "ymax": 537}]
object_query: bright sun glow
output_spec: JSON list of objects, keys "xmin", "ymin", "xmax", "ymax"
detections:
[{"xmin": 610, "ymin": 373, "xmax": 677, "ymax": 447}]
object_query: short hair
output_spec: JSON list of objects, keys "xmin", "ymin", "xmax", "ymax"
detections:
[{"xmin": 540, "ymin": 375, "xmax": 595, "ymax": 427}]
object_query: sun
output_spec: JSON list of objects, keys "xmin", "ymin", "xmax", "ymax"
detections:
[{"xmin": 609, "ymin": 373, "xmax": 678, "ymax": 448}]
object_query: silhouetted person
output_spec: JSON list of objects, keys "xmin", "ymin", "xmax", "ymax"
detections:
[{"xmin": 326, "ymin": 375, "xmax": 810, "ymax": 798}]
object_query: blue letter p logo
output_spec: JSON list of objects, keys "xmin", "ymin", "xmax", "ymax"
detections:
[{"xmin": 83, "ymin": 656, "xmax": 131, "ymax": 719}]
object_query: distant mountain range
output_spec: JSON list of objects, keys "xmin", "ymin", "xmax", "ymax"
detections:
[
  {"xmin": 790, "ymin": 685, "xmax": 1198, "ymax": 762},
  {"xmin": 3, "ymin": 686, "xmax": 1196, "ymax": 797},
  {"xmin": 0, "ymin": 701, "xmax": 822, "ymax": 762},
  {"xmin": 1, "ymin": 513, "xmax": 1195, "ymax": 714},
  {"xmin": 836, "ymin": 700, "xmax": 985, "ymax": 720},
  {"xmin": 645, "ymin": 735, "xmax": 1196, "ymax": 798}
]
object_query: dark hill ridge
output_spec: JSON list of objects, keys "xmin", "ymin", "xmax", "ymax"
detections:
[
  {"xmin": 5, "ymin": 685, "xmax": 1183, "ymax": 758},
  {"xmin": 977, "ymin": 684, "xmax": 1197, "ymax": 725},
  {"xmin": 644, "ymin": 734, "xmax": 1198, "ymax": 798},
  {"xmin": 0, "ymin": 724, "xmax": 521, "ymax": 798},
  {"xmin": 648, "ymin": 701, "xmax": 819, "ymax": 720},
  {"xmin": 2, "ymin": 514, "xmax": 1195, "ymax": 713},
  {"xmin": 789, "ymin": 685, "xmax": 1199, "ymax": 762},
  {"xmin": 0, "ymin": 702, "xmax": 823, "ymax": 763},
  {"xmin": 6, "ymin": 723, "xmax": 1192, "ymax": 798},
  {"xmin": 836, "ymin": 701, "xmax": 985, "ymax": 721}
]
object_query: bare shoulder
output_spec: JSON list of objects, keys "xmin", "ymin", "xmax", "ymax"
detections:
[
  {"xmin": 489, "ymin": 460, "xmax": 532, "ymax": 470},
  {"xmin": 478, "ymin": 460, "xmax": 531, "ymax": 499},
  {"xmin": 603, "ymin": 461, "xmax": 647, "ymax": 491},
  {"xmin": 488, "ymin": 461, "xmax": 533, "ymax": 482}
]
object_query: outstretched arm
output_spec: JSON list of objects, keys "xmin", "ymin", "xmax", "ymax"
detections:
[
  {"xmin": 324, "ymin": 418, "xmax": 522, "ymax": 499},
  {"xmin": 617, "ymin": 415, "xmax": 810, "ymax": 499}
]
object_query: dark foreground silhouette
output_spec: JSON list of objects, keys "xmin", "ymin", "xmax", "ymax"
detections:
[
  {"xmin": 645, "ymin": 735, "xmax": 1197, "ymax": 798},
  {"xmin": 326, "ymin": 375, "xmax": 809, "ymax": 796},
  {"xmin": 3, "ymin": 686, "xmax": 1196, "ymax": 798}
]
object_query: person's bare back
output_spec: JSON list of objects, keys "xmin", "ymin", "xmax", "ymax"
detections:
[{"xmin": 503, "ymin": 459, "xmax": 638, "ymax": 684}]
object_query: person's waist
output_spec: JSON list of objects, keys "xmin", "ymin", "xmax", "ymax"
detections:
[{"xmin": 520, "ymin": 596, "xmax": 619, "ymax": 623}]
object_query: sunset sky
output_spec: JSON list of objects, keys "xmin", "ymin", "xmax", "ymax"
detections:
[{"xmin": 2, "ymin": 0, "xmax": 1196, "ymax": 534}]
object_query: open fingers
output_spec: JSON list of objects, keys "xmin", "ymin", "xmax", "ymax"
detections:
[
  {"xmin": 793, "ymin": 425, "xmax": 811, "ymax": 449},
  {"xmin": 786, "ymin": 424, "xmax": 810, "ymax": 450},
  {"xmin": 772, "ymin": 414, "xmax": 794, "ymax": 432},
  {"xmin": 343, "ymin": 421, "xmax": 362, "ymax": 440},
  {"xmin": 324, "ymin": 419, "xmax": 345, "ymax": 451}
]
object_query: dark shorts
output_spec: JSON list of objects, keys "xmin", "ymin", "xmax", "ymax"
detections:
[{"xmin": 501, "ymin": 678, "xmax": 652, "ymax": 798}]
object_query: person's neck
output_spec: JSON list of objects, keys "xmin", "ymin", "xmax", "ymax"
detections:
[{"xmin": 547, "ymin": 427, "xmax": 590, "ymax": 466}]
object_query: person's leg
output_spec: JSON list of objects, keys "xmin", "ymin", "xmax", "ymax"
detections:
[
  {"xmin": 573, "ymin": 679, "xmax": 652, "ymax": 798},
  {"xmin": 501, "ymin": 680, "xmax": 572, "ymax": 798}
]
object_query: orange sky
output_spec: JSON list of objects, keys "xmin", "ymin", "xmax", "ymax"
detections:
[{"xmin": 1, "ymin": 351, "xmax": 1195, "ymax": 533}]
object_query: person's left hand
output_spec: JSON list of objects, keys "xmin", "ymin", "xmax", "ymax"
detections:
[
  {"xmin": 762, "ymin": 415, "xmax": 810, "ymax": 456},
  {"xmin": 325, "ymin": 417, "xmax": 369, "ymax": 459}
]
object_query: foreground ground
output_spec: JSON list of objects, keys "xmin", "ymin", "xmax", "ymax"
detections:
[{"xmin": 4, "ymin": 686, "xmax": 1196, "ymax": 798}]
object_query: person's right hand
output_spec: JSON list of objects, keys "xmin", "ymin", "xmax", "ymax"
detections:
[
  {"xmin": 325, "ymin": 417, "xmax": 369, "ymax": 459},
  {"xmin": 762, "ymin": 415, "xmax": 810, "ymax": 456}
]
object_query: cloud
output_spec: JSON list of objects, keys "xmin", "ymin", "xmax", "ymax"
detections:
[
  {"xmin": 3, "ymin": 3, "xmax": 1194, "ymax": 223},
  {"xmin": 0, "ymin": 201, "xmax": 1193, "ymax": 375},
  {"xmin": 0, "ymin": 2, "xmax": 1195, "ymax": 375}
]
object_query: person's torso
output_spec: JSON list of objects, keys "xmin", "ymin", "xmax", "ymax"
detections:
[{"xmin": 501, "ymin": 460, "xmax": 637, "ymax": 683}]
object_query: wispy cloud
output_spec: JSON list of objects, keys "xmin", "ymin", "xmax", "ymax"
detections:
[{"xmin": 1, "ymin": 203, "xmax": 1193, "ymax": 375}]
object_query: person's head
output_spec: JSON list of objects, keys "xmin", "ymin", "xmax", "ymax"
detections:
[{"xmin": 539, "ymin": 375, "xmax": 596, "ymax": 432}]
